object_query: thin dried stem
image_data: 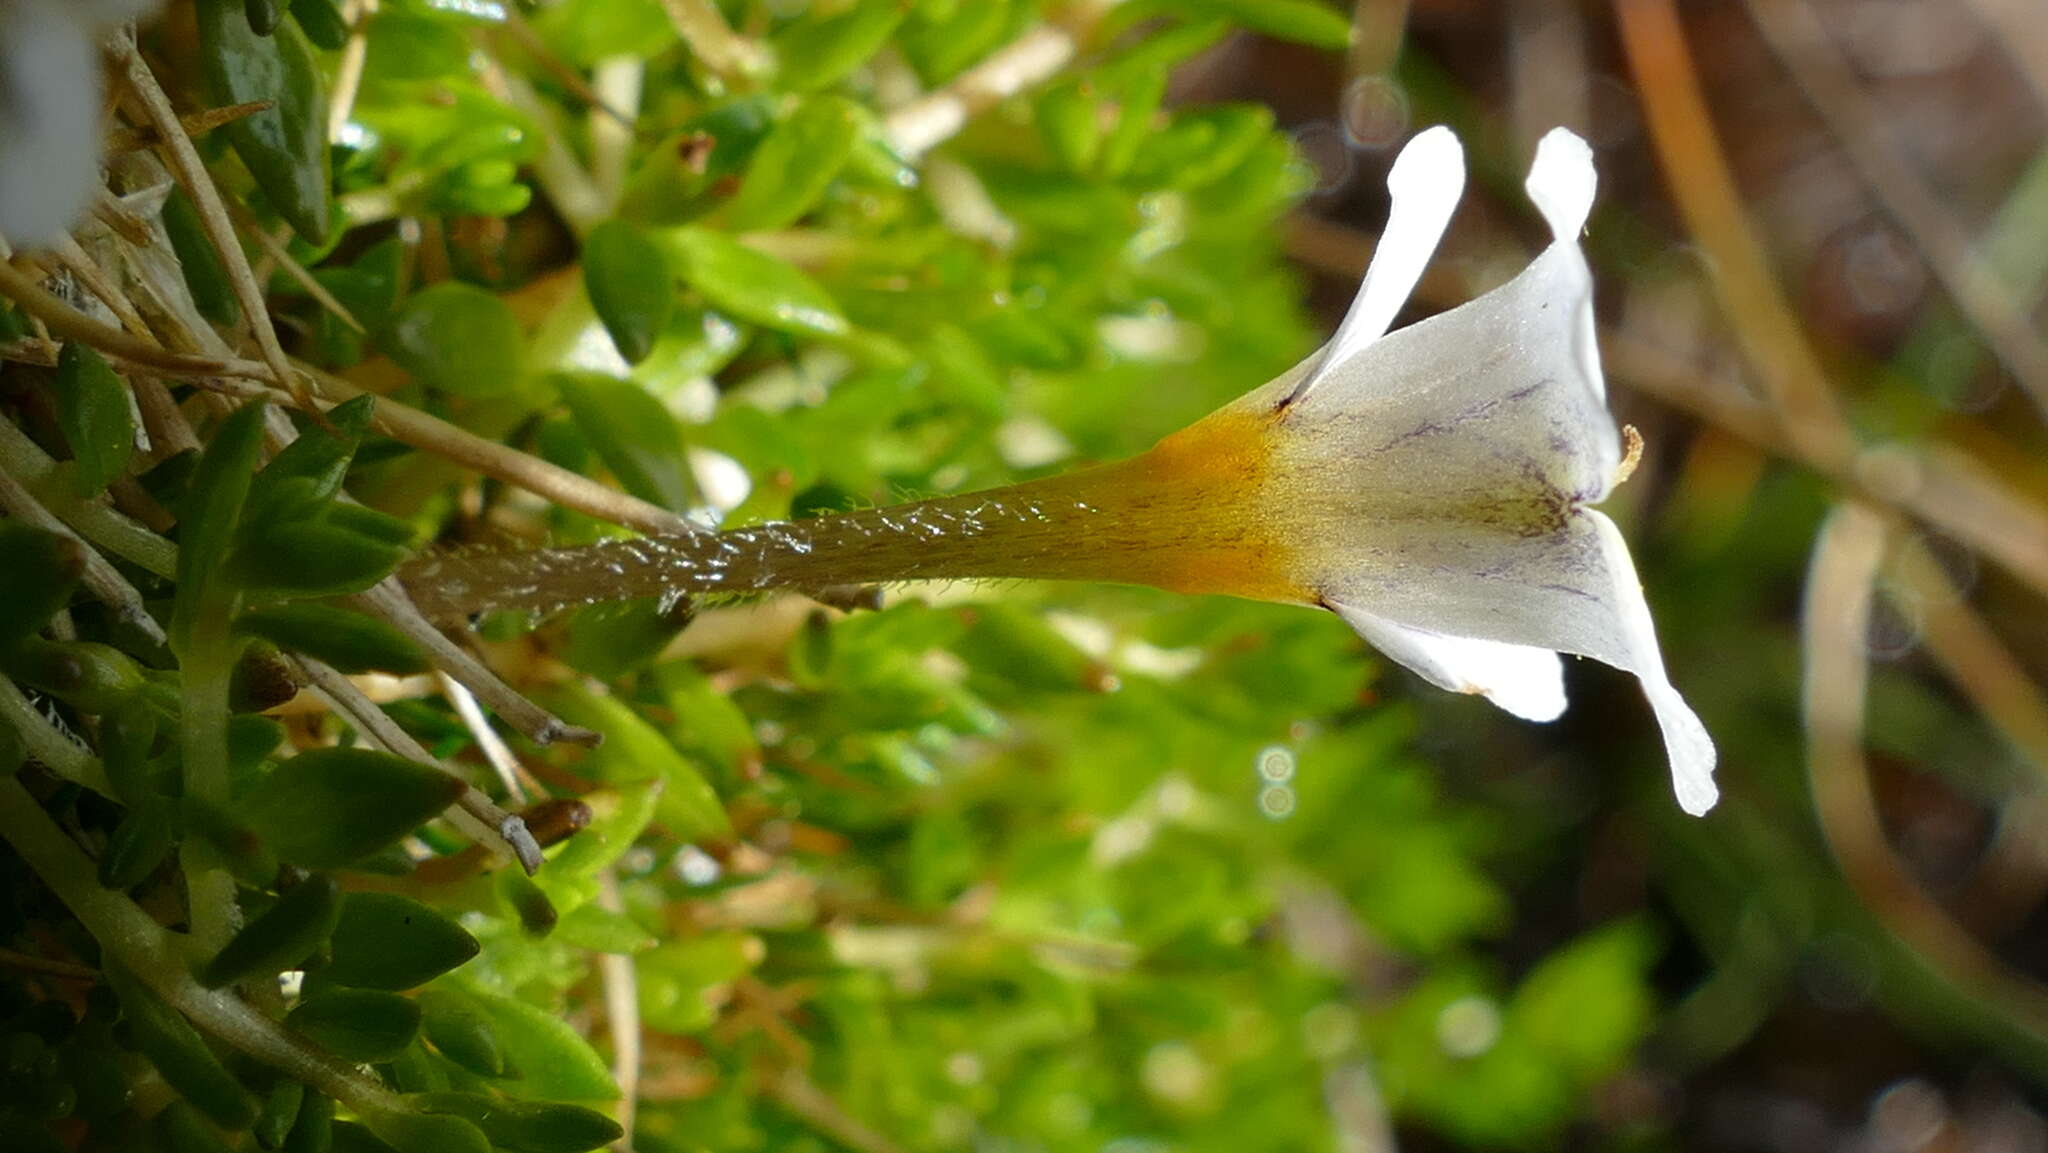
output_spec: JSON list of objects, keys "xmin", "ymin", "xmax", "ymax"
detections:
[
  {"xmin": 440, "ymin": 672, "xmax": 536, "ymax": 805},
  {"xmin": 236, "ymin": 213, "xmax": 365, "ymax": 334},
  {"xmin": 0, "ymin": 945, "xmax": 98, "ymax": 981},
  {"xmin": 102, "ymin": 100, "xmax": 274, "ymax": 155},
  {"xmin": 0, "ymin": 260, "xmax": 228, "ymax": 375},
  {"xmin": 348, "ymin": 580, "xmax": 602, "ymax": 749},
  {"xmin": 1, "ymin": 263, "xmax": 690, "ymax": 534},
  {"xmin": 1803, "ymin": 503, "xmax": 2048, "ymax": 1038},
  {"xmin": 660, "ymin": 0, "xmax": 770, "ymax": 80},
  {"xmin": 595, "ymin": 871, "xmax": 641, "ymax": 1147},
  {"xmin": 882, "ymin": 1, "xmax": 1120, "ymax": 159},
  {"xmin": 329, "ymin": 0, "xmax": 376, "ymax": 140},
  {"xmin": 1743, "ymin": 0, "xmax": 2048, "ymax": 419},
  {"xmin": 108, "ymin": 32, "xmax": 314, "ymax": 415},
  {"xmin": 1889, "ymin": 539, "xmax": 2048, "ymax": 781},
  {"xmin": 1612, "ymin": 0, "xmax": 1857, "ymax": 466}
]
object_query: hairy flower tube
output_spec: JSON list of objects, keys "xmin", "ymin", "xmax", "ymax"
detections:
[{"xmin": 403, "ymin": 127, "xmax": 1718, "ymax": 815}]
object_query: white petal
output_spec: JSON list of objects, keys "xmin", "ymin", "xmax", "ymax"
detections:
[
  {"xmin": 1330, "ymin": 603, "xmax": 1566, "ymax": 722},
  {"xmin": 0, "ymin": 10, "xmax": 101, "ymax": 246},
  {"xmin": 1299, "ymin": 127, "xmax": 1465, "ymax": 394},
  {"xmin": 1310, "ymin": 511, "xmax": 1717, "ymax": 815},
  {"xmin": 1270, "ymin": 230, "xmax": 1621, "ymax": 525},
  {"xmin": 1526, "ymin": 128, "xmax": 1596, "ymax": 242}
]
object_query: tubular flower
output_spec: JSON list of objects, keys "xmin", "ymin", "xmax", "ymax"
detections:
[
  {"xmin": 400, "ymin": 127, "xmax": 1717, "ymax": 814},
  {"xmin": 1235, "ymin": 126, "xmax": 1718, "ymax": 814}
]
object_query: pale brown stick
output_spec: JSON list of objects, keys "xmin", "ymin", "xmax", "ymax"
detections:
[
  {"xmin": 108, "ymin": 32, "xmax": 314, "ymax": 414},
  {"xmin": 1744, "ymin": 0, "xmax": 2048, "ymax": 419}
]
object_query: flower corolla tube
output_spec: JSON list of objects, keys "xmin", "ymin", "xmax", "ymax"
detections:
[
  {"xmin": 400, "ymin": 126, "xmax": 1718, "ymax": 815},
  {"xmin": 1244, "ymin": 125, "xmax": 1718, "ymax": 815}
]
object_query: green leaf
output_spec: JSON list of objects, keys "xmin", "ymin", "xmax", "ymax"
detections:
[
  {"xmin": 107, "ymin": 965, "xmax": 258, "ymax": 1129},
  {"xmin": 255, "ymin": 1079, "xmax": 307, "ymax": 1151},
  {"xmin": 385, "ymin": 283, "xmax": 524, "ymax": 396},
  {"xmin": 0, "ymin": 523, "xmax": 83, "ymax": 652},
  {"xmin": 199, "ymin": 873, "xmax": 343, "ymax": 988},
  {"xmin": 657, "ymin": 227, "xmax": 848, "ymax": 337},
  {"xmin": 408, "ymin": 1092, "xmax": 624, "ymax": 1153},
  {"xmin": 717, "ymin": 96, "xmax": 860, "ymax": 231},
  {"xmin": 544, "ymin": 782, "xmax": 659, "ymax": 882},
  {"xmin": 1506, "ymin": 920, "xmax": 1659, "ymax": 1079},
  {"xmin": 324, "ymin": 892, "xmax": 480, "ymax": 990},
  {"xmin": 1182, "ymin": 0, "xmax": 1350, "ymax": 48},
  {"xmin": 197, "ymin": 0, "xmax": 332, "ymax": 242},
  {"xmin": 173, "ymin": 401, "xmax": 268, "ymax": 654},
  {"xmin": 161, "ymin": 186, "xmax": 240, "ymax": 327},
  {"xmin": 549, "ymin": 685, "xmax": 731, "ymax": 841},
  {"xmin": 230, "ymin": 519, "xmax": 409, "ymax": 599},
  {"xmin": 5, "ymin": 638, "xmax": 144, "ymax": 711},
  {"xmin": 159, "ymin": 1099, "xmax": 242, "ymax": 1153},
  {"xmin": 436, "ymin": 982, "xmax": 619, "ymax": 1101},
  {"xmin": 562, "ymin": 596, "xmax": 693, "ymax": 680},
  {"xmin": 245, "ymin": 395, "xmax": 375, "ymax": 527},
  {"xmin": 555, "ymin": 903, "xmax": 655, "ymax": 954},
  {"xmin": 554, "ymin": 372, "xmax": 694, "ymax": 512},
  {"xmin": 358, "ymin": 1107, "xmax": 491, "ymax": 1153},
  {"xmin": 97, "ymin": 797, "xmax": 177, "ymax": 891},
  {"xmin": 290, "ymin": 0, "xmax": 350, "ymax": 50},
  {"xmin": 581, "ymin": 220, "xmax": 673, "ymax": 366},
  {"xmin": 286, "ymin": 989, "xmax": 420, "ymax": 1062},
  {"xmin": 286, "ymin": 1091, "xmax": 334, "ymax": 1153},
  {"xmin": 234, "ymin": 602, "xmax": 430, "ymax": 675},
  {"xmin": 53, "ymin": 343, "xmax": 135, "ymax": 497},
  {"xmin": 772, "ymin": 1, "xmax": 907, "ymax": 92},
  {"xmin": 241, "ymin": 747, "xmax": 465, "ymax": 867},
  {"xmin": 417, "ymin": 990, "xmax": 510, "ymax": 1079}
]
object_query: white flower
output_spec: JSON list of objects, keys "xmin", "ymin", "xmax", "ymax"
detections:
[
  {"xmin": 1246, "ymin": 127, "xmax": 1718, "ymax": 815},
  {"xmin": 0, "ymin": 0, "xmax": 161, "ymax": 246}
]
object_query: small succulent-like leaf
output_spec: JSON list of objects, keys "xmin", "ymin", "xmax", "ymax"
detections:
[
  {"xmin": 434, "ymin": 982, "xmax": 619, "ymax": 1101},
  {"xmin": 285, "ymin": 1092, "xmax": 334, "ymax": 1153},
  {"xmin": 657, "ymin": 227, "xmax": 848, "ymax": 338},
  {"xmin": 241, "ymin": 747, "xmax": 464, "ymax": 868},
  {"xmin": 772, "ymin": 1, "xmax": 906, "ymax": 92},
  {"xmin": 161, "ymin": 186, "xmax": 240, "ymax": 327},
  {"xmin": 324, "ymin": 892, "xmax": 479, "ymax": 990},
  {"xmin": 716, "ymin": 96, "xmax": 860, "ymax": 231},
  {"xmin": 234, "ymin": 602, "xmax": 429, "ymax": 674},
  {"xmin": 385, "ymin": 283, "xmax": 524, "ymax": 397},
  {"xmin": 549, "ymin": 685, "xmax": 731, "ymax": 841},
  {"xmin": 417, "ymin": 990, "xmax": 510, "ymax": 1079},
  {"xmin": 553, "ymin": 372, "xmax": 694, "ymax": 512},
  {"xmin": 358, "ymin": 1107, "xmax": 490, "ymax": 1153},
  {"xmin": 289, "ymin": 0, "xmax": 349, "ymax": 50},
  {"xmin": 285, "ymin": 989, "xmax": 421, "ymax": 1062},
  {"xmin": 199, "ymin": 873, "xmax": 343, "ymax": 988},
  {"xmin": 254, "ymin": 1078, "xmax": 306, "ymax": 1150},
  {"xmin": 197, "ymin": 0, "xmax": 332, "ymax": 241},
  {"xmin": 53, "ymin": 342, "xmax": 135, "ymax": 497},
  {"xmin": 173, "ymin": 401, "xmax": 268, "ymax": 653},
  {"xmin": 581, "ymin": 220, "xmax": 671, "ymax": 366},
  {"xmin": 97, "ymin": 797, "xmax": 177, "ymax": 890},
  {"xmin": 0, "ymin": 524, "xmax": 82, "ymax": 652},
  {"xmin": 107, "ymin": 964, "xmax": 258, "ymax": 1129},
  {"xmin": 408, "ymin": 1092, "xmax": 625, "ymax": 1153}
]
